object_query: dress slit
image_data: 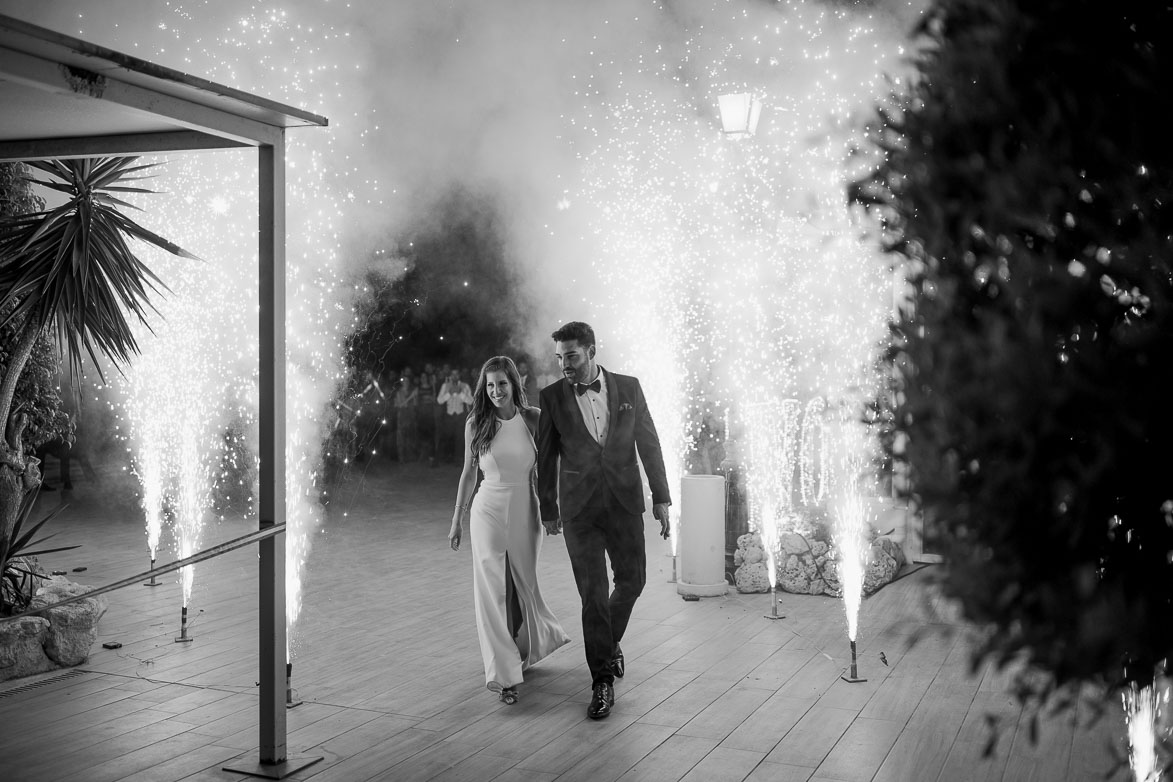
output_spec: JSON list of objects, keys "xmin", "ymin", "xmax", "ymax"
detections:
[{"xmin": 505, "ymin": 551, "xmax": 523, "ymax": 640}]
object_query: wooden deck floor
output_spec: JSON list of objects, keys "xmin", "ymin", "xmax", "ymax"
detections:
[{"xmin": 0, "ymin": 459, "xmax": 1130, "ymax": 782}]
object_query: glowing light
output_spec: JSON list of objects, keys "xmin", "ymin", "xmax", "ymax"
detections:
[
  {"xmin": 1123, "ymin": 680, "xmax": 1164, "ymax": 782},
  {"xmin": 91, "ymin": 5, "xmax": 360, "ymax": 661},
  {"xmin": 830, "ymin": 413, "xmax": 872, "ymax": 641},
  {"xmin": 742, "ymin": 398, "xmax": 802, "ymax": 588},
  {"xmin": 573, "ymin": 1, "xmax": 904, "ymax": 578},
  {"xmin": 717, "ymin": 92, "xmax": 762, "ymax": 138}
]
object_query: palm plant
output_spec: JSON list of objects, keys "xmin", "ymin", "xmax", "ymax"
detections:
[
  {"xmin": 0, "ymin": 157, "xmax": 196, "ymax": 544},
  {"xmin": 0, "ymin": 489, "xmax": 77, "ymax": 615}
]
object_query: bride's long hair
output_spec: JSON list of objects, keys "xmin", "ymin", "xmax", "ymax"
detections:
[{"xmin": 469, "ymin": 355, "xmax": 529, "ymax": 457}]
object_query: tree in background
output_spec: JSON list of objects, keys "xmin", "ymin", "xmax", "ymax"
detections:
[
  {"xmin": 347, "ymin": 190, "xmax": 534, "ymax": 376},
  {"xmin": 0, "ymin": 158, "xmax": 195, "ymax": 548},
  {"xmin": 853, "ymin": 0, "xmax": 1173, "ymax": 723},
  {"xmin": 0, "ymin": 164, "xmax": 69, "ymax": 463}
]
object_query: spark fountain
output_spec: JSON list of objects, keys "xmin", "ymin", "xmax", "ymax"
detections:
[
  {"xmin": 1123, "ymin": 673, "xmax": 1170, "ymax": 782},
  {"xmin": 831, "ymin": 411, "xmax": 874, "ymax": 683},
  {"xmin": 742, "ymin": 398, "xmax": 802, "ymax": 620},
  {"xmin": 135, "ymin": 420, "xmax": 166, "ymax": 588},
  {"xmin": 80, "ymin": 7, "xmax": 365, "ymax": 694},
  {"xmin": 569, "ymin": 2, "xmax": 905, "ymax": 610},
  {"xmin": 174, "ymin": 416, "xmax": 211, "ymax": 643}
]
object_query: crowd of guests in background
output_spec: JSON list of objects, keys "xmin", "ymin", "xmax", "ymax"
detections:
[{"xmin": 351, "ymin": 357, "xmax": 559, "ymax": 465}]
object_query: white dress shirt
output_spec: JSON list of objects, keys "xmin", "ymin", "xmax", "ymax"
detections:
[{"xmin": 573, "ymin": 369, "xmax": 610, "ymax": 448}]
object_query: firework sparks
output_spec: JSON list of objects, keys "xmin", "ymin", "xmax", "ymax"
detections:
[
  {"xmin": 1123, "ymin": 679, "xmax": 1165, "ymax": 782},
  {"xmin": 571, "ymin": 2, "xmax": 904, "ymax": 575}
]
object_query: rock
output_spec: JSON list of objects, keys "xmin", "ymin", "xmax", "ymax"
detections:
[
  {"xmin": 778, "ymin": 549, "xmax": 828, "ymax": 595},
  {"xmin": 778, "ymin": 533, "xmax": 809, "ymax": 555},
  {"xmin": 40, "ymin": 599, "xmax": 106, "ymax": 666},
  {"xmin": 15, "ymin": 576, "xmax": 109, "ymax": 670},
  {"xmin": 734, "ymin": 528, "xmax": 907, "ymax": 598},
  {"xmin": 733, "ymin": 533, "xmax": 770, "ymax": 592},
  {"xmin": 0, "ymin": 572, "xmax": 111, "ymax": 675},
  {"xmin": 734, "ymin": 561, "xmax": 770, "ymax": 593},
  {"xmin": 0, "ymin": 616, "xmax": 54, "ymax": 682},
  {"xmin": 863, "ymin": 537, "xmax": 906, "ymax": 595}
]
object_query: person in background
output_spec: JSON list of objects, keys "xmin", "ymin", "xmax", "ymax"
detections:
[
  {"xmin": 434, "ymin": 363, "xmax": 452, "ymax": 463},
  {"xmin": 393, "ymin": 373, "xmax": 419, "ymax": 463},
  {"xmin": 517, "ymin": 359, "xmax": 539, "ymax": 406},
  {"xmin": 437, "ymin": 367, "xmax": 474, "ymax": 462},
  {"xmin": 418, "ymin": 363, "xmax": 438, "ymax": 466}
]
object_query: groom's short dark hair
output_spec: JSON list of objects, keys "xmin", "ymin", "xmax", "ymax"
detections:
[{"xmin": 551, "ymin": 321, "xmax": 595, "ymax": 348}]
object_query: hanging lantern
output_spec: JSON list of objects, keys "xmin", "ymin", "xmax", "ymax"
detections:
[{"xmin": 717, "ymin": 93, "xmax": 762, "ymax": 138}]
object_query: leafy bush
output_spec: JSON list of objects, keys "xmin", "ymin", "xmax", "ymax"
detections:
[
  {"xmin": 0, "ymin": 490, "xmax": 76, "ymax": 616},
  {"xmin": 853, "ymin": 0, "xmax": 1173, "ymax": 702}
]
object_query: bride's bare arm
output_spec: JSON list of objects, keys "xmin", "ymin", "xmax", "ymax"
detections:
[{"xmin": 449, "ymin": 417, "xmax": 477, "ymax": 550}]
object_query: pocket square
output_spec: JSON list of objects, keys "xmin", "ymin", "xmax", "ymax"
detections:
[{"xmin": 619, "ymin": 402, "xmax": 633, "ymax": 412}]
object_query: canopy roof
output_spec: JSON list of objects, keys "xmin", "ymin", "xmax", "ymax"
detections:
[{"xmin": 0, "ymin": 12, "xmax": 327, "ymax": 160}]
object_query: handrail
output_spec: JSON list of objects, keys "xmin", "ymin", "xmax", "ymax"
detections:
[{"xmin": 0, "ymin": 523, "xmax": 286, "ymax": 624}]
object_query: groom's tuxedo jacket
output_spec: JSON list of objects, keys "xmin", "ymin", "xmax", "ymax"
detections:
[{"xmin": 537, "ymin": 368, "xmax": 671, "ymax": 522}]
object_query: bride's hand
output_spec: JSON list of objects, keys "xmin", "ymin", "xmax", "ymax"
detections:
[{"xmin": 448, "ymin": 519, "xmax": 462, "ymax": 551}]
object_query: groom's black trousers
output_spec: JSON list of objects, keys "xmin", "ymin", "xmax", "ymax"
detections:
[{"xmin": 562, "ymin": 486, "xmax": 646, "ymax": 687}]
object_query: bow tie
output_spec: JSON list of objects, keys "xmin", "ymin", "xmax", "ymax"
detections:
[{"xmin": 575, "ymin": 378, "xmax": 602, "ymax": 396}]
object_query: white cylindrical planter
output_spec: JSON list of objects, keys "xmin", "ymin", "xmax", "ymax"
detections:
[{"xmin": 677, "ymin": 474, "xmax": 728, "ymax": 598}]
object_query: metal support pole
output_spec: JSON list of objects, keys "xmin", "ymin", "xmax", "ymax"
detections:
[
  {"xmin": 764, "ymin": 587, "xmax": 785, "ymax": 620},
  {"xmin": 285, "ymin": 662, "xmax": 302, "ymax": 708},
  {"xmin": 174, "ymin": 604, "xmax": 194, "ymax": 642},
  {"xmin": 841, "ymin": 639, "xmax": 867, "ymax": 683},
  {"xmin": 224, "ymin": 136, "xmax": 318, "ymax": 780},
  {"xmin": 144, "ymin": 557, "xmax": 160, "ymax": 586}
]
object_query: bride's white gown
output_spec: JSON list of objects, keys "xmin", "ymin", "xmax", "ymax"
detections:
[{"xmin": 470, "ymin": 413, "xmax": 570, "ymax": 690}]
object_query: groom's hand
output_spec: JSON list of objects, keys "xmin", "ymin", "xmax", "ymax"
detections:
[
  {"xmin": 653, "ymin": 503, "xmax": 671, "ymax": 540},
  {"xmin": 542, "ymin": 518, "xmax": 562, "ymax": 536}
]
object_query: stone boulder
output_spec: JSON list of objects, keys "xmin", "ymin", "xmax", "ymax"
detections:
[
  {"xmin": 28, "ymin": 576, "xmax": 107, "ymax": 667},
  {"xmin": 734, "ymin": 562, "xmax": 770, "ymax": 593},
  {"xmin": 0, "ymin": 616, "xmax": 54, "ymax": 681},
  {"xmin": 733, "ymin": 530, "xmax": 906, "ymax": 597},
  {"xmin": 733, "ymin": 533, "xmax": 769, "ymax": 592},
  {"xmin": 863, "ymin": 536, "xmax": 906, "ymax": 595}
]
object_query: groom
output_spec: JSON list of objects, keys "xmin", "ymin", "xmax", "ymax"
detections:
[{"xmin": 537, "ymin": 321, "xmax": 671, "ymax": 720}]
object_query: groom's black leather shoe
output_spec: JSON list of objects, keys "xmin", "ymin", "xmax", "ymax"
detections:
[
  {"xmin": 587, "ymin": 682, "xmax": 614, "ymax": 720},
  {"xmin": 610, "ymin": 645, "xmax": 625, "ymax": 679}
]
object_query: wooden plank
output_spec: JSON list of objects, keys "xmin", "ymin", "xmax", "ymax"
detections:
[
  {"xmin": 934, "ymin": 738, "xmax": 1010, "ymax": 782},
  {"xmin": 557, "ymin": 722, "xmax": 676, "ymax": 782},
  {"xmin": 615, "ymin": 734, "xmax": 717, "ymax": 782},
  {"xmin": 294, "ymin": 727, "xmax": 443, "ymax": 782},
  {"xmin": 638, "ymin": 676, "xmax": 734, "ymax": 729},
  {"xmin": 0, "ymin": 463, "xmax": 1118, "ymax": 781},
  {"xmin": 112, "ymin": 742, "xmax": 244, "ymax": 782},
  {"xmin": 721, "ymin": 694, "xmax": 816, "ymax": 753},
  {"xmin": 812, "ymin": 717, "xmax": 903, "ymax": 782},
  {"xmin": 676, "ymin": 686, "xmax": 773, "ymax": 741},
  {"xmin": 764, "ymin": 706, "xmax": 856, "ymax": 768},
  {"xmin": 376, "ymin": 737, "xmax": 486, "ymax": 781},
  {"xmin": 427, "ymin": 749, "xmax": 519, "ymax": 782},
  {"xmin": 743, "ymin": 762, "xmax": 813, "ymax": 782},
  {"xmin": 678, "ymin": 746, "xmax": 766, "ymax": 782}
]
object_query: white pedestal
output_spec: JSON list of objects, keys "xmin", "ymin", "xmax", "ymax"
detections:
[{"xmin": 677, "ymin": 475, "xmax": 728, "ymax": 598}]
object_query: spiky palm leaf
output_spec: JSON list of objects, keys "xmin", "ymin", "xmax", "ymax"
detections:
[{"xmin": 0, "ymin": 157, "xmax": 198, "ymax": 376}]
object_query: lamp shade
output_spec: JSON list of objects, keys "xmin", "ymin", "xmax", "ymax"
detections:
[{"xmin": 717, "ymin": 93, "xmax": 762, "ymax": 138}]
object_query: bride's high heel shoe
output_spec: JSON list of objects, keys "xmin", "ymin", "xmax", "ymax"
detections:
[{"xmin": 499, "ymin": 686, "xmax": 519, "ymax": 705}]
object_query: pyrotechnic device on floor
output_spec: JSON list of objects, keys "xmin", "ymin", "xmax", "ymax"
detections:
[{"xmin": 841, "ymin": 639, "xmax": 866, "ymax": 683}]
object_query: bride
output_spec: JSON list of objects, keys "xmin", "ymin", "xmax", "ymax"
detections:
[{"xmin": 449, "ymin": 355, "xmax": 570, "ymax": 704}]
